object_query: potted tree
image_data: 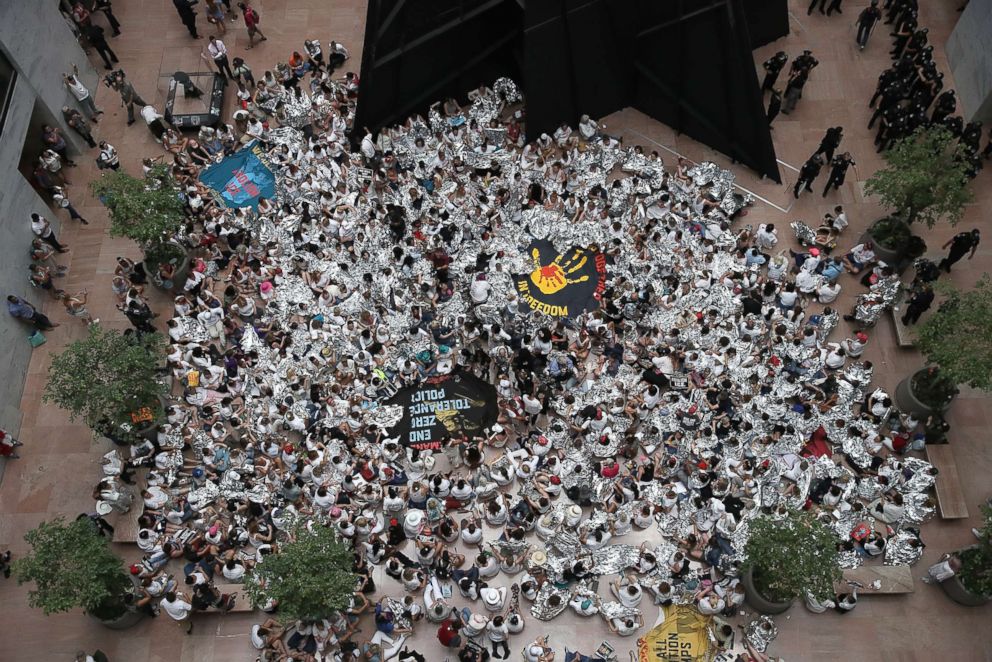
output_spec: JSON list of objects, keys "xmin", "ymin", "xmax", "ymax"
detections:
[
  {"xmin": 91, "ymin": 165, "xmax": 189, "ymax": 290},
  {"xmin": 245, "ymin": 523, "xmax": 358, "ymax": 622},
  {"xmin": 863, "ymin": 126, "xmax": 973, "ymax": 270},
  {"xmin": 43, "ymin": 325, "xmax": 167, "ymax": 444},
  {"xmin": 12, "ymin": 517, "xmax": 142, "ymax": 628},
  {"xmin": 742, "ymin": 509, "xmax": 841, "ymax": 614},
  {"xmin": 941, "ymin": 504, "xmax": 992, "ymax": 606},
  {"xmin": 896, "ymin": 277, "xmax": 992, "ymax": 416}
]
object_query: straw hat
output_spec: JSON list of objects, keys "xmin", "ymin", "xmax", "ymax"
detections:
[
  {"xmin": 482, "ymin": 586, "xmax": 505, "ymax": 607},
  {"xmin": 468, "ymin": 613, "xmax": 489, "ymax": 630},
  {"xmin": 529, "ymin": 550, "xmax": 548, "ymax": 567},
  {"xmin": 404, "ymin": 510, "xmax": 425, "ymax": 531}
]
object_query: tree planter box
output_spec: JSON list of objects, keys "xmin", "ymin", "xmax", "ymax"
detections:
[
  {"xmin": 89, "ymin": 608, "xmax": 144, "ymax": 630},
  {"xmin": 940, "ymin": 574, "xmax": 991, "ymax": 606},
  {"xmin": 895, "ymin": 369, "xmax": 953, "ymax": 418},
  {"xmin": 742, "ymin": 566, "xmax": 793, "ymax": 614},
  {"xmin": 862, "ymin": 217, "xmax": 925, "ymax": 275}
]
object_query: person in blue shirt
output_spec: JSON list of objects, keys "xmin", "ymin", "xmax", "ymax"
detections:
[
  {"xmin": 820, "ymin": 257, "xmax": 844, "ymax": 281},
  {"xmin": 7, "ymin": 295, "xmax": 58, "ymax": 330}
]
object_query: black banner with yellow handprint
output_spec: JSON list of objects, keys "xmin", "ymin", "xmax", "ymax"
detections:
[{"xmin": 514, "ymin": 239, "xmax": 608, "ymax": 318}]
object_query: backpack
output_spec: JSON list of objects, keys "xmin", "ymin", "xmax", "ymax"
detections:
[{"xmin": 249, "ymin": 8, "xmax": 259, "ymax": 23}]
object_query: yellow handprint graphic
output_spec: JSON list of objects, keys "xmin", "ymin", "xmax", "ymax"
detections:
[{"xmin": 529, "ymin": 247, "xmax": 591, "ymax": 295}]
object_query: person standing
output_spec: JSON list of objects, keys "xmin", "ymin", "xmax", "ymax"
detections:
[
  {"xmin": 63, "ymin": 65, "xmax": 102, "ymax": 121},
  {"xmin": 113, "ymin": 72, "xmax": 147, "ymax": 126},
  {"xmin": 794, "ymin": 154, "xmax": 824, "ymax": 198},
  {"xmin": 857, "ymin": 1, "xmax": 882, "ymax": 49},
  {"xmin": 781, "ymin": 68, "xmax": 808, "ymax": 115},
  {"xmin": 238, "ymin": 2, "xmax": 267, "ymax": 48},
  {"xmin": 825, "ymin": 0, "xmax": 844, "ymax": 16},
  {"xmin": 814, "ymin": 126, "xmax": 844, "ymax": 162},
  {"xmin": 173, "ymin": 0, "xmax": 201, "ymax": 39},
  {"xmin": 760, "ymin": 52, "xmax": 788, "ymax": 92},
  {"xmin": 161, "ymin": 591, "xmax": 195, "ymax": 634},
  {"xmin": 206, "ymin": 37, "xmax": 235, "ymax": 84},
  {"xmin": 42, "ymin": 124, "xmax": 76, "ymax": 166},
  {"xmin": 52, "ymin": 186, "xmax": 90, "ymax": 225},
  {"xmin": 31, "ymin": 213, "xmax": 69, "ymax": 253},
  {"xmin": 93, "ymin": 0, "xmax": 122, "ymax": 36},
  {"xmin": 7, "ymin": 295, "xmax": 59, "ymax": 330},
  {"xmin": 767, "ymin": 89, "xmax": 782, "ymax": 127},
  {"xmin": 40, "ymin": 149, "xmax": 71, "ymax": 186},
  {"xmin": 938, "ymin": 229, "xmax": 980, "ymax": 272},
  {"xmin": 98, "ymin": 141, "xmax": 120, "ymax": 170},
  {"xmin": 931, "ymin": 90, "xmax": 957, "ymax": 126},
  {"xmin": 62, "ymin": 106, "xmax": 97, "ymax": 148},
  {"xmin": 808, "ymin": 0, "xmax": 828, "ymax": 14},
  {"xmin": 790, "ymin": 50, "xmax": 819, "ymax": 81},
  {"xmin": 901, "ymin": 284, "xmax": 934, "ymax": 325},
  {"xmin": 85, "ymin": 24, "xmax": 118, "ymax": 69},
  {"xmin": 823, "ymin": 152, "xmax": 855, "ymax": 196}
]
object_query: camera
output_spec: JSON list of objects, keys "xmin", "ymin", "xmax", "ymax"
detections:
[{"xmin": 103, "ymin": 69, "xmax": 125, "ymax": 89}]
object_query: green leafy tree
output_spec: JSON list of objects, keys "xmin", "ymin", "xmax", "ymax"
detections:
[
  {"xmin": 915, "ymin": 276, "xmax": 992, "ymax": 391},
  {"xmin": 246, "ymin": 524, "xmax": 358, "ymax": 623},
  {"xmin": 90, "ymin": 165, "xmax": 186, "ymax": 247},
  {"xmin": 13, "ymin": 517, "xmax": 132, "ymax": 618},
  {"xmin": 43, "ymin": 325, "xmax": 166, "ymax": 434},
  {"xmin": 864, "ymin": 126, "xmax": 974, "ymax": 228},
  {"xmin": 744, "ymin": 509, "xmax": 841, "ymax": 603},
  {"xmin": 959, "ymin": 504, "xmax": 992, "ymax": 597}
]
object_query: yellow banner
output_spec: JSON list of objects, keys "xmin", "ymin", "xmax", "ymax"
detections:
[{"xmin": 638, "ymin": 604, "xmax": 713, "ymax": 662}]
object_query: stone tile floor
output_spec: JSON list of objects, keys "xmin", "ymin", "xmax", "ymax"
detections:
[{"xmin": 1, "ymin": 0, "xmax": 990, "ymax": 660}]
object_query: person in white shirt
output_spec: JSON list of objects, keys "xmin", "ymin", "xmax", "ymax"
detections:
[
  {"xmin": 842, "ymin": 332, "xmax": 868, "ymax": 357},
  {"xmin": 486, "ymin": 615, "xmax": 510, "ymax": 659},
  {"xmin": 205, "ymin": 37, "xmax": 235, "ymax": 82},
  {"xmin": 160, "ymin": 591, "xmax": 194, "ymax": 633},
  {"xmin": 816, "ymin": 280, "xmax": 841, "ymax": 303},
  {"xmin": 842, "ymin": 241, "xmax": 876, "ymax": 274},
  {"xmin": 754, "ymin": 223, "xmax": 778, "ymax": 251},
  {"xmin": 469, "ymin": 274, "xmax": 491, "ymax": 304},
  {"xmin": 63, "ymin": 65, "xmax": 101, "ymax": 120},
  {"xmin": 828, "ymin": 205, "xmax": 849, "ymax": 232},
  {"xmin": 578, "ymin": 114, "xmax": 600, "ymax": 141},
  {"xmin": 609, "ymin": 613, "xmax": 643, "ymax": 636},
  {"xmin": 824, "ymin": 344, "xmax": 847, "ymax": 370},
  {"xmin": 98, "ymin": 141, "xmax": 120, "ymax": 170}
]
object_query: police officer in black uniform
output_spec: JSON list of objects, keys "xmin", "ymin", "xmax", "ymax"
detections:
[
  {"xmin": 823, "ymin": 153, "xmax": 855, "ymax": 197},
  {"xmin": 761, "ymin": 51, "xmax": 789, "ymax": 92}
]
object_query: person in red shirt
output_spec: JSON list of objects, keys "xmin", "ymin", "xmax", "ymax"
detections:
[
  {"xmin": 237, "ymin": 2, "xmax": 267, "ymax": 48},
  {"xmin": 437, "ymin": 618, "xmax": 463, "ymax": 649},
  {"xmin": 0, "ymin": 429, "xmax": 23, "ymax": 459},
  {"xmin": 600, "ymin": 458, "xmax": 620, "ymax": 478}
]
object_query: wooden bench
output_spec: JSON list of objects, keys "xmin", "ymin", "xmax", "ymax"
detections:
[
  {"xmin": 926, "ymin": 445, "xmax": 969, "ymax": 519},
  {"xmin": 889, "ymin": 306, "xmax": 914, "ymax": 347},
  {"xmin": 835, "ymin": 564, "xmax": 914, "ymax": 594},
  {"xmin": 213, "ymin": 583, "xmax": 254, "ymax": 612},
  {"xmin": 112, "ymin": 504, "xmax": 144, "ymax": 544}
]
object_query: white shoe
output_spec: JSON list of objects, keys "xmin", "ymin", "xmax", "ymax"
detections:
[{"xmin": 973, "ymin": 527, "xmax": 983, "ymax": 540}]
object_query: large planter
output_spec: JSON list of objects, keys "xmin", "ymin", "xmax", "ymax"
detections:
[
  {"xmin": 741, "ymin": 566, "xmax": 793, "ymax": 614},
  {"xmin": 940, "ymin": 574, "xmax": 991, "ymax": 607},
  {"xmin": 89, "ymin": 607, "xmax": 145, "ymax": 630},
  {"xmin": 148, "ymin": 252, "xmax": 190, "ymax": 292},
  {"xmin": 137, "ymin": 394, "xmax": 171, "ymax": 441},
  {"xmin": 863, "ymin": 217, "xmax": 925, "ymax": 274},
  {"xmin": 895, "ymin": 369, "xmax": 954, "ymax": 418}
]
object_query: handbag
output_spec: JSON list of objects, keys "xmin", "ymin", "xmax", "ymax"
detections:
[{"xmin": 29, "ymin": 330, "xmax": 47, "ymax": 347}]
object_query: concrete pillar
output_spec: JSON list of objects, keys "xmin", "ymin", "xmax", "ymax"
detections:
[{"xmin": 946, "ymin": 0, "xmax": 992, "ymax": 124}]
